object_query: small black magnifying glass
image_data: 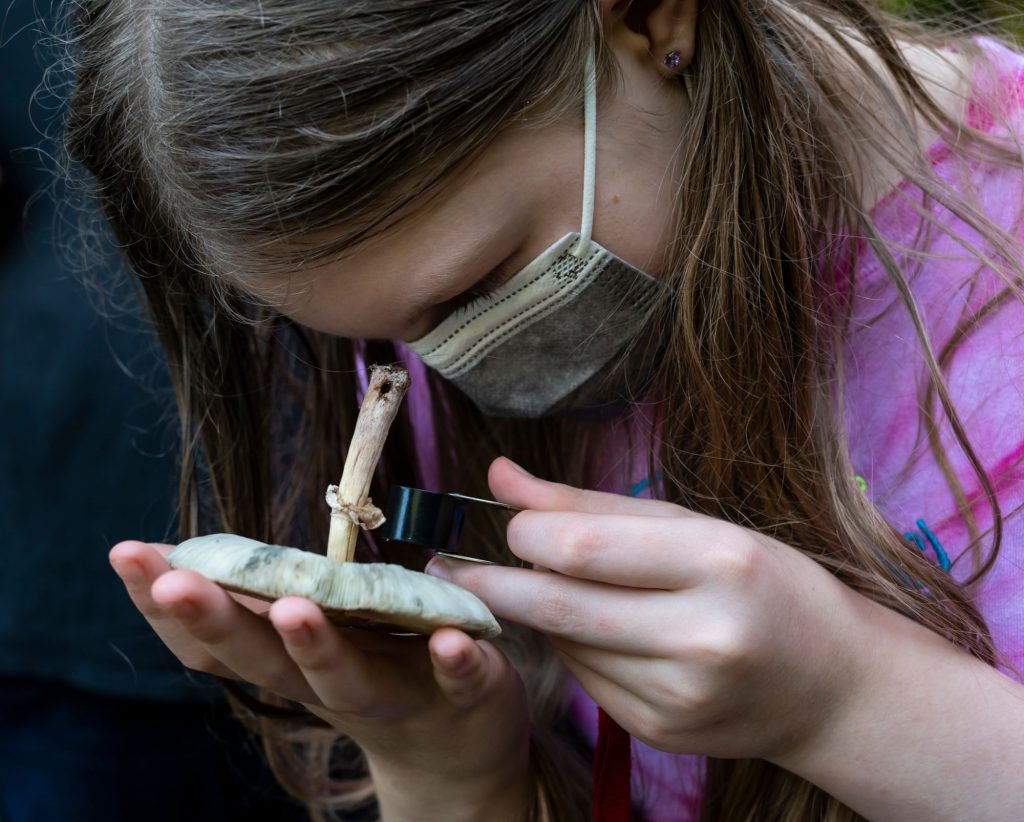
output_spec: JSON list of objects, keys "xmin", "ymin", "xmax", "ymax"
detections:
[{"xmin": 381, "ymin": 486, "xmax": 523, "ymax": 570}]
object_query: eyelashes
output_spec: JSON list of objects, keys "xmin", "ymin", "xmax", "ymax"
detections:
[{"xmin": 444, "ymin": 262, "xmax": 512, "ymax": 316}]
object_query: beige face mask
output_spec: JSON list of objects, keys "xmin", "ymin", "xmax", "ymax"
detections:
[{"xmin": 408, "ymin": 46, "xmax": 666, "ymax": 419}]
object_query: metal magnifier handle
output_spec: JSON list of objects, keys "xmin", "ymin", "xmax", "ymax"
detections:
[{"xmin": 382, "ymin": 486, "xmax": 520, "ymax": 565}]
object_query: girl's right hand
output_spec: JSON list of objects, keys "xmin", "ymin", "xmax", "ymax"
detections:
[{"xmin": 108, "ymin": 540, "xmax": 532, "ymax": 822}]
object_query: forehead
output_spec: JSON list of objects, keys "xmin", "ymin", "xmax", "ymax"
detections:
[{"xmin": 261, "ymin": 120, "xmax": 583, "ymax": 341}]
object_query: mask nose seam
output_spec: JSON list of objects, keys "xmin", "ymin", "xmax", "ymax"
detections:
[{"xmin": 434, "ymin": 247, "xmax": 604, "ymax": 377}]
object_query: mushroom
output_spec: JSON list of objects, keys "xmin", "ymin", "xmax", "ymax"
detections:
[{"xmin": 167, "ymin": 365, "xmax": 500, "ymax": 639}]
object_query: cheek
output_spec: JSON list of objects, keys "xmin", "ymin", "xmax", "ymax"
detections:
[
  {"xmin": 588, "ymin": 127, "xmax": 681, "ymax": 279},
  {"xmin": 274, "ymin": 276, "xmax": 426, "ymax": 340},
  {"xmin": 591, "ymin": 183, "xmax": 677, "ymax": 279}
]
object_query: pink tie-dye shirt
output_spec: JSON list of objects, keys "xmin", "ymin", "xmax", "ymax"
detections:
[
  {"xmin": 565, "ymin": 37, "xmax": 1024, "ymax": 820},
  {"xmin": 389, "ymin": 35, "xmax": 1023, "ymax": 822}
]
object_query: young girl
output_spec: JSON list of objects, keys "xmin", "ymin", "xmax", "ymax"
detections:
[{"xmin": 69, "ymin": 0, "xmax": 1023, "ymax": 819}]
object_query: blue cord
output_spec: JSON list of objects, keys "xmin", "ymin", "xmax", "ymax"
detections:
[
  {"xmin": 904, "ymin": 521, "xmax": 951, "ymax": 571},
  {"xmin": 904, "ymin": 531, "xmax": 927, "ymax": 554},
  {"xmin": 629, "ymin": 472, "xmax": 664, "ymax": 498},
  {"xmin": 916, "ymin": 519, "xmax": 952, "ymax": 571}
]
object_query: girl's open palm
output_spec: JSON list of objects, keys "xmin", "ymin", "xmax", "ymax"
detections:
[{"xmin": 107, "ymin": 541, "xmax": 530, "ymax": 785}]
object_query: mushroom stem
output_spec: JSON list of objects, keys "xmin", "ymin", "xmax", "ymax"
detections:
[{"xmin": 326, "ymin": 364, "xmax": 411, "ymax": 564}]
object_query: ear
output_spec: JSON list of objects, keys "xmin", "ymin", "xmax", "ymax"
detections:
[{"xmin": 598, "ymin": 0, "xmax": 698, "ymax": 75}]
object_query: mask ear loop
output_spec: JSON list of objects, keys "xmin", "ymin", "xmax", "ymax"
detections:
[
  {"xmin": 575, "ymin": 46, "xmax": 694, "ymax": 258},
  {"xmin": 573, "ymin": 43, "xmax": 598, "ymax": 258}
]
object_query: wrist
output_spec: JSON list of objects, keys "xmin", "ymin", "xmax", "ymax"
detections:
[
  {"xmin": 368, "ymin": 734, "xmax": 532, "ymax": 822},
  {"xmin": 766, "ymin": 581, "xmax": 880, "ymax": 774},
  {"xmin": 764, "ymin": 587, "xmax": 1024, "ymax": 822},
  {"xmin": 755, "ymin": 559, "xmax": 873, "ymax": 769}
]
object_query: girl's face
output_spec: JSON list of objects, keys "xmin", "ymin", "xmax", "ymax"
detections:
[{"xmin": 264, "ymin": 47, "xmax": 689, "ymax": 343}]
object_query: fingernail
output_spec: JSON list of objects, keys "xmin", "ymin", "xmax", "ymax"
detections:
[
  {"xmin": 278, "ymin": 622, "xmax": 312, "ymax": 646},
  {"xmin": 425, "ymin": 556, "xmax": 450, "ymax": 581},
  {"xmin": 111, "ymin": 559, "xmax": 144, "ymax": 590},
  {"xmin": 504, "ymin": 458, "xmax": 534, "ymax": 477}
]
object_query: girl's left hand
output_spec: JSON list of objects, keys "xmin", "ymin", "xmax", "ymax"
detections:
[{"xmin": 427, "ymin": 457, "xmax": 871, "ymax": 762}]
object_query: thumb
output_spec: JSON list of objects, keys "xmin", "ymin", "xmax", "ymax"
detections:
[
  {"xmin": 487, "ymin": 456, "xmax": 682, "ymax": 517},
  {"xmin": 429, "ymin": 628, "xmax": 507, "ymax": 709}
]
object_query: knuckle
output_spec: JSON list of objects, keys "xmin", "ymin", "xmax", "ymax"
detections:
[
  {"xmin": 286, "ymin": 646, "xmax": 337, "ymax": 679},
  {"xmin": 646, "ymin": 680, "xmax": 687, "ymax": 720},
  {"xmin": 690, "ymin": 617, "xmax": 756, "ymax": 674},
  {"xmin": 647, "ymin": 659, "xmax": 720, "ymax": 716},
  {"xmin": 506, "ymin": 512, "xmax": 536, "ymax": 557},
  {"xmin": 631, "ymin": 703, "xmax": 684, "ymax": 750},
  {"xmin": 677, "ymin": 689, "xmax": 720, "ymax": 728},
  {"xmin": 137, "ymin": 601, "xmax": 169, "ymax": 623},
  {"xmin": 556, "ymin": 519, "xmax": 604, "ymax": 575},
  {"xmin": 643, "ymin": 713, "xmax": 681, "ymax": 748},
  {"xmin": 657, "ymin": 670, "xmax": 720, "ymax": 723},
  {"xmin": 188, "ymin": 619, "xmax": 229, "ymax": 646},
  {"xmin": 711, "ymin": 535, "xmax": 762, "ymax": 583},
  {"xmin": 440, "ymin": 677, "xmax": 481, "ymax": 706},
  {"xmin": 288, "ymin": 643, "xmax": 332, "ymax": 673}
]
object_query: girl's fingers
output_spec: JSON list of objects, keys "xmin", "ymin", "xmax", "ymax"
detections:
[
  {"xmin": 150, "ymin": 570, "xmax": 319, "ymax": 705},
  {"xmin": 109, "ymin": 541, "xmax": 237, "ymax": 679},
  {"xmin": 488, "ymin": 457, "xmax": 691, "ymax": 518},
  {"xmin": 146, "ymin": 542, "xmax": 273, "ymax": 615},
  {"xmin": 505, "ymin": 511, "xmax": 717, "ymax": 589},
  {"xmin": 553, "ymin": 637, "xmax": 680, "ymax": 710},
  {"xmin": 269, "ymin": 597, "xmax": 408, "ymax": 716},
  {"xmin": 558, "ymin": 653, "xmax": 654, "ymax": 746},
  {"xmin": 427, "ymin": 559, "xmax": 668, "ymax": 654},
  {"xmin": 559, "ymin": 644, "xmax": 714, "ymax": 753},
  {"xmin": 428, "ymin": 628, "xmax": 504, "ymax": 709}
]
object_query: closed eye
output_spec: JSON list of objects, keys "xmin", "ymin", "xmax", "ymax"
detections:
[{"xmin": 441, "ymin": 262, "xmax": 513, "ymax": 317}]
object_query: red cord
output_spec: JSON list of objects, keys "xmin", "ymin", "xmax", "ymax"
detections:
[{"xmin": 592, "ymin": 707, "xmax": 632, "ymax": 822}]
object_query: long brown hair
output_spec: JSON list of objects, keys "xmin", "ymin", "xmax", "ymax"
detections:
[{"xmin": 65, "ymin": 0, "xmax": 1023, "ymax": 819}]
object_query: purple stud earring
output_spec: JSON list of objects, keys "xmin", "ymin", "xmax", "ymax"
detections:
[{"xmin": 663, "ymin": 50, "xmax": 682, "ymax": 70}]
